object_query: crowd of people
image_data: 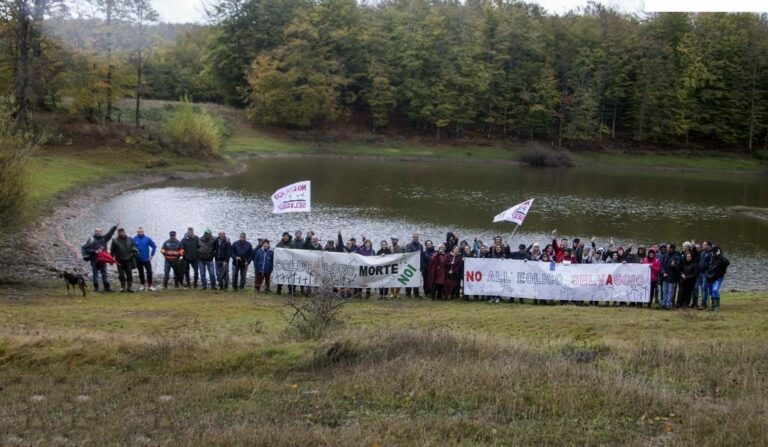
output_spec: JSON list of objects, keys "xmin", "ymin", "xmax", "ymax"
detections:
[{"xmin": 81, "ymin": 225, "xmax": 731, "ymax": 311}]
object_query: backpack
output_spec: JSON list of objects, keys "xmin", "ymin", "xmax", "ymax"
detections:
[{"xmin": 81, "ymin": 238, "xmax": 94, "ymax": 261}]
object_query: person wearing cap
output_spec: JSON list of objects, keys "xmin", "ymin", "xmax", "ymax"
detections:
[
  {"xmin": 161, "ymin": 231, "xmax": 185, "ymax": 289},
  {"xmin": 405, "ymin": 234, "xmax": 423, "ymax": 298},
  {"xmin": 197, "ymin": 229, "xmax": 217, "ymax": 290},
  {"xmin": 83, "ymin": 222, "xmax": 119, "ymax": 292},
  {"xmin": 275, "ymin": 231, "xmax": 292, "ymax": 295},
  {"xmin": 214, "ymin": 231, "xmax": 232, "ymax": 291},
  {"xmin": 133, "ymin": 227, "xmax": 157, "ymax": 291},
  {"xmin": 110, "ymin": 227, "xmax": 138, "ymax": 293},
  {"xmin": 181, "ymin": 227, "xmax": 200, "ymax": 289},
  {"xmin": 231, "ymin": 232, "xmax": 253, "ymax": 291}
]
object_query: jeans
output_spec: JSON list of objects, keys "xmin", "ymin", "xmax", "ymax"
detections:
[
  {"xmin": 697, "ymin": 273, "xmax": 710, "ymax": 307},
  {"xmin": 199, "ymin": 260, "xmax": 216, "ymax": 288},
  {"xmin": 232, "ymin": 261, "xmax": 248, "ymax": 290},
  {"xmin": 215, "ymin": 260, "xmax": 229, "ymax": 290},
  {"xmin": 710, "ymin": 278, "xmax": 724, "ymax": 307},
  {"xmin": 662, "ymin": 281, "xmax": 677, "ymax": 308},
  {"xmin": 164, "ymin": 259, "xmax": 182, "ymax": 288},
  {"xmin": 136, "ymin": 259, "xmax": 153, "ymax": 286},
  {"xmin": 183, "ymin": 259, "xmax": 199, "ymax": 287},
  {"xmin": 90, "ymin": 258, "xmax": 110, "ymax": 289}
]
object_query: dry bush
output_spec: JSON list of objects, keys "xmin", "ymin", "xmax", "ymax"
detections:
[{"xmin": 518, "ymin": 143, "xmax": 574, "ymax": 167}]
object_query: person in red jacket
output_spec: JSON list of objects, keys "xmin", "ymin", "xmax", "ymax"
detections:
[
  {"xmin": 426, "ymin": 244, "xmax": 447, "ymax": 300},
  {"xmin": 551, "ymin": 229, "xmax": 568, "ymax": 263},
  {"xmin": 642, "ymin": 249, "xmax": 662, "ymax": 307}
]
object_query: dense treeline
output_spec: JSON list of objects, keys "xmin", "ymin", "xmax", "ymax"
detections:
[
  {"xmin": 234, "ymin": 0, "xmax": 768, "ymax": 149},
  {"xmin": 1, "ymin": 0, "xmax": 767, "ymax": 150}
]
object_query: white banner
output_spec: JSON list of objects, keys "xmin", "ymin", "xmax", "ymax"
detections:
[
  {"xmin": 463, "ymin": 259, "xmax": 651, "ymax": 302},
  {"xmin": 493, "ymin": 198, "xmax": 534, "ymax": 224},
  {"xmin": 271, "ymin": 180, "xmax": 311, "ymax": 213},
  {"xmin": 272, "ymin": 248, "xmax": 422, "ymax": 288}
]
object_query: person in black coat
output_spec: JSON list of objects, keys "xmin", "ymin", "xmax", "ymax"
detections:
[
  {"xmin": 84, "ymin": 222, "xmax": 118, "ymax": 292},
  {"xmin": 677, "ymin": 251, "xmax": 699, "ymax": 308},
  {"xmin": 214, "ymin": 231, "xmax": 232, "ymax": 290},
  {"xmin": 705, "ymin": 246, "xmax": 730, "ymax": 311}
]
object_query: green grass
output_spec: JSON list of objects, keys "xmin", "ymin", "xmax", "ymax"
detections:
[{"xmin": 1, "ymin": 288, "xmax": 766, "ymax": 445}]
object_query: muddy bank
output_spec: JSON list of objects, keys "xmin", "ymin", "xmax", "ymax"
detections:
[
  {"xmin": 731, "ymin": 206, "xmax": 768, "ymax": 222},
  {"xmin": 0, "ymin": 162, "xmax": 245, "ymax": 287}
]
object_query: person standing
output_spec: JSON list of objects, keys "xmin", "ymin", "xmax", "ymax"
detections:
[
  {"xmin": 705, "ymin": 246, "xmax": 730, "ymax": 312},
  {"xmin": 181, "ymin": 227, "xmax": 200, "ymax": 289},
  {"xmin": 214, "ymin": 231, "xmax": 232, "ymax": 291},
  {"xmin": 678, "ymin": 251, "xmax": 699, "ymax": 309},
  {"xmin": 198, "ymin": 229, "xmax": 217, "ymax": 290},
  {"xmin": 132, "ymin": 227, "xmax": 157, "ymax": 291},
  {"xmin": 357, "ymin": 239, "xmax": 376, "ymax": 298},
  {"xmin": 426, "ymin": 244, "xmax": 448, "ymax": 300},
  {"xmin": 376, "ymin": 240, "xmax": 392, "ymax": 298},
  {"xmin": 444, "ymin": 246, "xmax": 463, "ymax": 300},
  {"xmin": 110, "ymin": 228, "xmax": 137, "ymax": 293},
  {"xmin": 161, "ymin": 231, "xmax": 184, "ymax": 289},
  {"xmin": 642, "ymin": 249, "xmax": 661, "ymax": 308},
  {"xmin": 253, "ymin": 239, "xmax": 274, "ymax": 293},
  {"xmin": 661, "ymin": 244, "xmax": 681, "ymax": 310},
  {"xmin": 275, "ymin": 232, "xmax": 292, "ymax": 295},
  {"xmin": 231, "ymin": 232, "xmax": 253, "ymax": 291},
  {"xmin": 420, "ymin": 240, "xmax": 435, "ymax": 297},
  {"xmin": 390, "ymin": 237, "xmax": 405, "ymax": 298},
  {"xmin": 696, "ymin": 241, "xmax": 713, "ymax": 310},
  {"xmin": 83, "ymin": 223, "xmax": 118, "ymax": 292}
]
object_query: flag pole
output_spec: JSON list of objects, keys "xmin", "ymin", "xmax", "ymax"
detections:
[{"xmin": 509, "ymin": 223, "xmax": 520, "ymax": 241}]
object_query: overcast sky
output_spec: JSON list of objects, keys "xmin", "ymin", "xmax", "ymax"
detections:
[
  {"xmin": 151, "ymin": 0, "xmax": 645, "ymax": 24},
  {"xmin": 150, "ymin": 0, "xmax": 768, "ymax": 23}
]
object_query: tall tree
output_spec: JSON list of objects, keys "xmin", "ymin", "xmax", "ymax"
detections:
[{"xmin": 124, "ymin": 0, "xmax": 157, "ymax": 127}]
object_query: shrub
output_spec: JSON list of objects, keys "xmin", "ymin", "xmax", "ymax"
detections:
[
  {"xmin": 518, "ymin": 144, "xmax": 574, "ymax": 167},
  {"xmin": 0, "ymin": 101, "xmax": 36, "ymax": 230},
  {"xmin": 162, "ymin": 98, "xmax": 222, "ymax": 156}
]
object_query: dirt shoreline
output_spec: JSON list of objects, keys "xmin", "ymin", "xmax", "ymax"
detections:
[
  {"xmin": 0, "ymin": 161, "xmax": 246, "ymax": 287},
  {"xmin": 731, "ymin": 206, "xmax": 768, "ymax": 222}
]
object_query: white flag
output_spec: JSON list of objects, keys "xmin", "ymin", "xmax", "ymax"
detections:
[
  {"xmin": 493, "ymin": 198, "xmax": 534, "ymax": 224},
  {"xmin": 271, "ymin": 180, "xmax": 311, "ymax": 214}
]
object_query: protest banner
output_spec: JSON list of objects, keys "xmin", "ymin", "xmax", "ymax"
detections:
[
  {"xmin": 272, "ymin": 248, "xmax": 422, "ymax": 288},
  {"xmin": 463, "ymin": 258, "xmax": 651, "ymax": 303},
  {"xmin": 271, "ymin": 181, "xmax": 311, "ymax": 213}
]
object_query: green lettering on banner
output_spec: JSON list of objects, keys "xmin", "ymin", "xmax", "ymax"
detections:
[{"xmin": 397, "ymin": 264, "xmax": 418, "ymax": 285}]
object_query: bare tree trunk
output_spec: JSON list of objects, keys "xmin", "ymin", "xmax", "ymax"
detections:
[
  {"xmin": 106, "ymin": 0, "xmax": 113, "ymax": 121},
  {"xmin": 15, "ymin": 0, "xmax": 31, "ymax": 126},
  {"xmin": 748, "ymin": 61, "xmax": 757, "ymax": 153},
  {"xmin": 31, "ymin": 0, "xmax": 47, "ymax": 111},
  {"xmin": 611, "ymin": 103, "xmax": 617, "ymax": 140},
  {"xmin": 134, "ymin": 12, "xmax": 142, "ymax": 128}
]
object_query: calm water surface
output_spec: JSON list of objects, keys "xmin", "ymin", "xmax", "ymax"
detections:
[{"xmin": 66, "ymin": 158, "xmax": 768, "ymax": 290}]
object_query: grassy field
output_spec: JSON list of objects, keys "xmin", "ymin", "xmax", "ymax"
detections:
[{"xmin": 1, "ymin": 288, "xmax": 766, "ymax": 445}]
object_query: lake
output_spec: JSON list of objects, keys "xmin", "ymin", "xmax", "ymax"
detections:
[{"xmin": 66, "ymin": 157, "xmax": 768, "ymax": 290}]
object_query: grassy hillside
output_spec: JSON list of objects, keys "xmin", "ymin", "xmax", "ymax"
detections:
[{"xmin": 1, "ymin": 288, "xmax": 765, "ymax": 445}]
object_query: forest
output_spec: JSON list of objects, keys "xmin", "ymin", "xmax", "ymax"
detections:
[{"xmin": 2, "ymin": 0, "xmax": 768, "ymax": 150}]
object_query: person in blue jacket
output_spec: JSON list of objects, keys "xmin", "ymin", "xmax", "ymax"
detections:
[
  {"xmin": 253, "ymin": 239, "xmax": 274, "ymax": 293},
  {"xmin": 132, "ymin": 227, "xmax": 157, "ymax": 291},
  {"xmin": 231, "ymin": 232, "xmax": 253, "ymax": 291}
]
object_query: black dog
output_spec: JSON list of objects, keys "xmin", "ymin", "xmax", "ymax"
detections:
[{"xmin": 60, "ymin": 270, "xmax": 87, "ymax": 297}]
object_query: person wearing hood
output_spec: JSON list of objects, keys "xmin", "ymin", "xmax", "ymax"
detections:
[
  {"xmin": 421, "ymin": 240, "xmax": 435, "ymax": 297},
  {"xmin": 197, "ymin": 229, "xmax": 217, "ymax": 290},
  {"xmin": 642, "ymin": 249, "xmax": 662, "ymax": 307},
  {"xmin": 445, "ymin": 232, "xmax": 458, "ymax": 253},
  {"xmin": 253, "ymin": 239, "xmax": 274, "ymax": 294},
  {"xmin": 705, "ymin": 246, "xmax": 730, "ymax": 311},
  {"xmin": 275, "ymin": 231, "xmax": 292, "ymax": 295},
  {"xmin": 427, "ymin": 244, "xmax": 448, "ymax": 300},
  {"xmin": 528, "ymin": 242, "xmax": 542, "ymax": 261},
  {"xmin": 444, "ymin": 246, "xmax": 463, "ymax": 300},
  {"xmin": 696, "ymin": 240, "xmax": 713, "ymax": 309},
  {"xmin": 180, "ymin": 227, "xmax": 200, "ymax": 289},
  {"xmin": 132, "ymin": 227, "xmax": 157, "ymax": 291},
  {"xmin": 110, "ymin": 227, "xmax": 138, "ymax": 293},
  {"xmin": 231, "ymin": 232, "xmax": 253, "ymax": 292},
  {"xmin": 161, "ymin": 230, "xmax": 185, "ymax": 289},
  {"xmin": 214, "ymin": 231, "xmax": 232, "ymax": 291},
  {"xmin": 678, "ymin": 251, "xmax": 699, "ymax": 309},
  {"xmin": 84, "ymin": 222, "xmax": 118, "ymax": 292},
  {"xmin": 405, "ymin": 233, "xmax": 424, "ymax": 298}
]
